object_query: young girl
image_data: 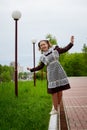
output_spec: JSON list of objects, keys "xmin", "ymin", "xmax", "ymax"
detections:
[{"xmin": 27, "ymin": 36, "xmax": 74, "ymax": 115}]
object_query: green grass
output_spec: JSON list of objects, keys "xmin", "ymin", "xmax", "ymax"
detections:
[{"xmin": 0, "ymin": 80, "xmax": 52, "ymax": 130}]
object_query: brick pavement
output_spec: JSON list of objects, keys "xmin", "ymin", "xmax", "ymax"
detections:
[{"xmin": 63, "ymin": 77, "xmax": 87, "ymax": 130}]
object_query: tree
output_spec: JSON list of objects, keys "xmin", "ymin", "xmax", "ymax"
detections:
[
  {"xmin": 60, "ymin": 53, "xmax": 87, "ymax": 76},
  {"xmin": 1, "ymin": 71, "xmax": 11, "ymax": 82},
  {"xmin": 0, "ymin": 65, "xmax": 14, "ymax": 82},
  {"xmin": 82, "ymin": 43, "xmax": 87, "ymax": 74},
  {"xmin": 46, "ymin": 34, "xmax": 58, "ymax": 45},
  {"xmin": 82, "ymin": 43, "xmax": 87, "ymax": 63},
  {"xmin": 82, "ymin": 43, "xmax": 87, "ymax": 53}
]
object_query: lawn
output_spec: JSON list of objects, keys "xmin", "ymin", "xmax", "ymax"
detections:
[{"xmin": 0, "ymin": 80, "xmax": 52, "ymax": 130}]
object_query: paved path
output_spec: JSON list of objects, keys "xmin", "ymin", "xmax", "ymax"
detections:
[{"xmin": 63, "ymin": 77, "xmax": 87, "ymax": 130}]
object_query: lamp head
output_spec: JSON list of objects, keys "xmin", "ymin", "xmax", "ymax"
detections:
[
  {"xmin": 12, "ymin": 10, "xmax": 21, "ymax": 20},
  {"xmin": 32, "ymin": 39, "xmax": 36, "ymax": 44}
]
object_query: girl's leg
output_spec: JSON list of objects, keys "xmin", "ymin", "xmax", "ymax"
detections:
[
  {"xmin": 52, "ymin": 93, "xmax": 58, "ymax": 110},
  {"xmin": 57, "ymin": 91, "xmax": 62, "ymax": 105}
]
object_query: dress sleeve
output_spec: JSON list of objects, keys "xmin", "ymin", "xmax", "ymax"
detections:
[
  {"xmin": 30, "ymin": 62, "xmax": 45, "ymax": 72},
  {"xmin": 55, "ymin": 42, "xmax": 73, "ymax": 54}
]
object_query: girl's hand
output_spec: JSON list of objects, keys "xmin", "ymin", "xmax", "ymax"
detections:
[
  {"xmin": 70, "ymin": 36, "xmax": 74, "ymax": 44},
  {"xmin": 27, "ymin": 67, "xmax": 31, "ymax": 71}
]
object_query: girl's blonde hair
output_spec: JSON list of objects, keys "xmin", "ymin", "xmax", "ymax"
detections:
[{"xmin": 38, "ymin": 40, "xmax": 52, "ymax": 51}]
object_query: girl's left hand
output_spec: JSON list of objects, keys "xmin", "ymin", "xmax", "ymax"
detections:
[
  {"xmin": 70, "ymin": 36, "xmax": 74, "ymax": 44},
  {"xmin": 27, "ymin": 67, "xmax": 31, "ymax": 71}
]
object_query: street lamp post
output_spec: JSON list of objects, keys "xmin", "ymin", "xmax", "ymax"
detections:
[
  {"xmin": 12, "ymin": 11, "xmax": 21, "ymax": 96},
  {"xmin": 32, "ymin": 40, "xmax": 36, "ymax": 86}
]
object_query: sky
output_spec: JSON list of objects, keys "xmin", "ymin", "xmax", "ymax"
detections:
[{"xmin": 0, "ymin": 0, "xmax": 87, "ymax": 71}]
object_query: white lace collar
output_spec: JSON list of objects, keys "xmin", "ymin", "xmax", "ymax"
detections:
[{"xmin": 43, "ymin": 45, "xmax": 56, "ymax": 55}]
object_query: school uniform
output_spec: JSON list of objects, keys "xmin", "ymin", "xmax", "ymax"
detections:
[{"xmin": 30, "ymin": 42, "xmax": 73, "ymax": 94}]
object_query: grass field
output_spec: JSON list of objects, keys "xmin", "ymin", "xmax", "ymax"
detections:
[{"xmin": 0, "ymin": 80, "xmax": 52, "ymax": 130}]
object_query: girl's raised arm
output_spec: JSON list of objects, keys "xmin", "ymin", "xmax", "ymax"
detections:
[{"xmin": 55, "ymin": 36, "xmax": 74, "ymax": 54}]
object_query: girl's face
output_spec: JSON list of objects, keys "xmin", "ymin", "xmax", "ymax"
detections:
[{"xmin": 39, "ymin": 41, "xmax": 49, "ymax": 52}]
